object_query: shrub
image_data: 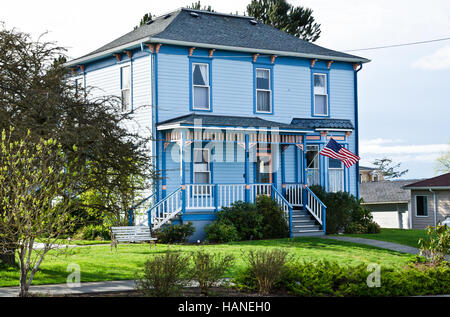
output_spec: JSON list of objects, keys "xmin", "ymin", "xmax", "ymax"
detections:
[
  {"xmin": 205, "ymin": 196, "xmax": 290, "ymax": 242},
  {"xmin": 135, "ymin": 251, "xmax": 189, "ymax": 297},
  {"xmin": 74, "ymin": 224, "xmax": 111, "ymax": 240},
  {"xmin": 418, "ymin": 223, "xmax": 450, "ymax": 265},
  {"xmin": 205, "ymin": 222, "xmax": 239, "ymax": 243},
  {"xmin": 189, "ymin": 250, "xmax": 234, "ymax": 295},
  {"xmin": 154, "ymin": 222, "xmax": 195, "ymax": 244},
  {"xmin": 244, "ymin": 249, "xmax": 291, "ymax": 295},
  {"xmin": 236, "ymin": 258, "xmax": 450, "ymax": 296},
  {"xmin": 256, "ymin": 195, "xmax": 289, "ymax": 239},
  {"xmin": 308, "ymin": 185, "xmax": 380, "ymax": 234},
  {"xmin": 217, "ymin": 201, "xmax": 263, "ymax": 241}
]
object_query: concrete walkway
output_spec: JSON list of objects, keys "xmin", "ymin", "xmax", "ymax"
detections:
[
  {"xmin": 324, "ymin": 235, "xmax": 450, "ymax": 261},
  {"xmin": 0, "ymin": 280, "xmax": 136, "ymax": 297}
]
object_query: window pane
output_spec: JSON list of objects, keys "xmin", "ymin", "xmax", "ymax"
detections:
[
  {"xmin": 314, "ymin": 74, "xmax": 325, "ymax": 88},
  {"xmin": 194, "ymin": 86, "xmax": 209, "ymax": 109},
  {"xmin": 306, "ymin": 146, "xmax": 319, "ymax": 168},
  {"xmin": 121, "ymin": 66, "xmax": 130, "ymax": 89},
  {"xmin": 329, "ymin": 158, "xmax": 342, "ymax": 169},
  {"xmin": 256, "ymin": 69, "xmax": 270, "ymax": 90},
  {"xmin": 416, "ymin": 196, "xmax": 428, "ymax": 216},
  {"xmin": 194, "ymin": 149, "xmax": 208, "ymax": 163},
  {"xmin": 121, "ymin": 89, "xmax": 130, "ymax": 111},
  {"xmin": 193, "ymin": 64, "xmax": 208, "ymax": 86},
  {"xmin": 315, "ymin": 95, "xmax": 327, "ymax": 115},
  {"xmin": 194, "ymin": 172, "xmax": 209, "ymax": 184},
  {"xmin": 257, "ymin": 90, "xmax": 270, "ymax": 112}
]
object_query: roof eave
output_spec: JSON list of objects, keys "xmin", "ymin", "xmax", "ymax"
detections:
[
  {"xmin": 149, "ymin": 37, "xmax": 371, "ymax": 63},
  {"xmin": 65, "ymin": 35, "xmax": 370, "ymax": 67},
  {"xmin": 64, "ymin": 37, "xmax": 153, "ymax": 67},
  {"xmin": 157, "ymin": 123, "xmax": 314, "ymax": 134},
  {"xmin": 403, "ymin": 186, "xmax": 450, "ymax": 190}
]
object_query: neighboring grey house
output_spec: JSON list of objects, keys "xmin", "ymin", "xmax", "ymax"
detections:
[
  {"xmin": 403, "ymin": 173, "xmax": 450, "ymax": 229},
  {"xmin": 360, "ymin": 180, "xmax": 420, "ymax": 229}
]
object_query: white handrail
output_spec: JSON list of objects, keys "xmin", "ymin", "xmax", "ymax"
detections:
[
  {"xmin": 304, "ymin": 186, "xmax": 324, "ymax": 226},
  {"xmin": 149, "ymin": 188, "xmax": 182, "ymax": 230}
]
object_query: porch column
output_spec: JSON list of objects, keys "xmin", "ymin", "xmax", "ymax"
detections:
[
  {"xmin": 244, "ymin": 134, "xmax": 250, "ymax": 202},
  {"xmin": 302, "ymin": 136, "xmax": 307, "ymax": 185},
  {"xmin": 161, "ymin": 139, "xmax": 167, "ymax": 198},
  {"xmin": 180, "ymin": 130, "xmax": 186, "ymax": 214},
  {"xmin": 280, "ymin": 144, "xmax": 286, "ymax": 196}
]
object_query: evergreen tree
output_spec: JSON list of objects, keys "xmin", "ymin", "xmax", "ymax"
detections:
[{"xmin": 246, "ymin": 0, "xmax": 321, "ymax": 42}]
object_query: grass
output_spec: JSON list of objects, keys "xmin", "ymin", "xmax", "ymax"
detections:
[
  {"xmin": 0, "ymin": 237, "xmax": 416, "ymax": 288},
  {"xmin": 336, "ymin": 228, "xmax": 429, "ymax": 248}
]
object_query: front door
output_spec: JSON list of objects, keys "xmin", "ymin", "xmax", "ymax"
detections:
[{"xmin": 255, "ymin": 147, "xmax": 272, "ymax": 197}]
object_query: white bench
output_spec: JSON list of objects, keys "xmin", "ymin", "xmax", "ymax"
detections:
[{"xmin": 111, "ymin": 226, "xmax": 157, "ymax": 249}]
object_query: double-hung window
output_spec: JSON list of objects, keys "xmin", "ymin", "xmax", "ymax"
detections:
[
  {"xmin": 193, "ymin": 148, "xmax": 211, "ymax": 184},
  {"xmin": 74, "ymin": 76, "xmax": 84, "ymax": 96},
  {"xmin": 416, "ymin": 195, "xmax": 428, "ymax": 216},
  {"xmin": 192, "ymin": 63, "xmax": 210, "ymax": 110},
  {"xmin": 256, "ymin": 68, "xmax": 271, "ymax": 113},
  {"xmin": 121, "ymin": 65, "xmax": 131, "ymax": 112},
  {"xmin": 313, "ymin": 73, "xmax": 328, "ymax": 116}
]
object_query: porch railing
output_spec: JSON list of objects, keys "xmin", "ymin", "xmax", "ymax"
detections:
[
  {"xmin": 271, "ymin": 185, "xmax": 293, "ymax": 237},
  {"xmin": 129, "ymin": 192, "xmax": 156, "ymax": 226},
  {"xmin": 304, "ymin": 185, "xmax": 326, "ymax": 230},
  {"xmin": 148, "ymin": 187, "xmax": 183, "ymax": 230},
  {"xmin": 185, "ymin": 183, "xmax": 272, "ymax": 211},
  {"xmin": 284, "ymin": 184, "xmax": 303, "ymax": 207}
]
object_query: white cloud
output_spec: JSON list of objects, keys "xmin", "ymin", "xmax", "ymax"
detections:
[
  {"xmin": 360, "ymin": 138, "xmax": 448, "ymax": 166},
  {"xmin": 412, "ymin": 45, "xmax": 450, "ymax": 70}
]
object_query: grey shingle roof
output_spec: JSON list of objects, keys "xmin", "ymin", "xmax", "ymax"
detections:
[
  {"xmin": 157, "ymin": 113, "xmax": 310, "ymax": 130},
  {"xmin": 291, "ymin": 118, "xmax": 354, "ymax": 130},
  {"xmin": 360, "ymin": 180, "xmax": 421, "ymax": 204},
  {"xmin": 69, "ymin": 8, "xmax": 368, "ymax": 65}
]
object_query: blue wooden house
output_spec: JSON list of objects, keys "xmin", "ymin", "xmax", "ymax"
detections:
[{"xmin": 66, "ymin": 8, "xmax": 369, "ymax": 241}]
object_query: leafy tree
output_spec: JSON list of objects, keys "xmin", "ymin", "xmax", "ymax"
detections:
[
  {"xmin": 435, "ymin": 142, "xmax": 450, "ymax": 174},
  {"xmin": 0, "ymin": 128, "xmax": 82, "ymax": 296},
  {"xmin": 246, "ymin": 0, "xmax": 321, "ymax": 42},
  {"xmin": 0, "ymin": 25, "xmax": 155, "ymax": 264},
  {"xmin": 372, "ymin": 158, "xmax": 408, "ymax": 179}
]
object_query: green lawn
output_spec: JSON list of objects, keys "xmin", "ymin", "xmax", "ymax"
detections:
[
  {"xmin": 0, "ymin": 237, "xmax": 416, "ymax": 287},
  {"xmin": 336, "ymin": 228, "xmax": 429, "ymax": 248}
]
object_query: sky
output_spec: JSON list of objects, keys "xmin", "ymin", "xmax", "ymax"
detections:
[{"xmin": 2, "ymin": 0, "xmax": 449, "ymax": 180}]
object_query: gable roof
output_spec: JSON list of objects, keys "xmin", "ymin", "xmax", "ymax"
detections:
[
  {"xmin": 67, "ymin": 8, "xmax": 369, "ymax": 67},
  {"xmin": 360, "ymin": 180, "xmax": 420, "ymax": 204},
  {"xmin": 403, "ymin": 173, "xmax": 450, "ymax": 189}
]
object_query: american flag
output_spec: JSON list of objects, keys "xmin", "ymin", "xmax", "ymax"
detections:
[{"xmin": 319, "ymin": 138, "xmax": 360, "ymax": 168}]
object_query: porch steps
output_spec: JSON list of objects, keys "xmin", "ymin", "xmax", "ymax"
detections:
[{"xmin": 291, "ymin": 209, "xmax": 324, "ymax": 237}]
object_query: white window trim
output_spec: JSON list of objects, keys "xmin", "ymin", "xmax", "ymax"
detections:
[
  {"xmin": 328, "ymin": 158, "xmax": 344, "ymax": 192},
  {"xmin": 313, "ymin": 73, "xmax": 328, "ymax": 117},
  {"xmin": 192, "ymin": 63, "xmax": 210, "ymax": 110},
  {"xmin": 255, "ymin": 68, "xmax": 272, "ymax": 113},
  {"xmin": 415, "ymin": 195, "xmax": 429, "ymax": 217},
  {"xmin": 120, "ymin": 64, "xmax": 132, "ymax": 113},
  {"xmin": 193, "ymin": 148, "xmax": 211, "ymax": 184},
  {"xmin": 74, "ymin": 75, "xmax": 85, "ymax": 95}
]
